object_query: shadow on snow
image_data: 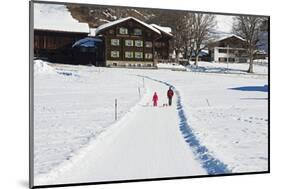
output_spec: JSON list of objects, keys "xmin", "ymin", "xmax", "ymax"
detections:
[{"xmin": 229, "ymin": 85, "xmax": 268, "ymax": 92}]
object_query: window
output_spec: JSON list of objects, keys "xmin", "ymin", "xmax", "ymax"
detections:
[
  {"xmin": 145, "ymin": 53, "xmax": 153, "ymax": 59},
  {"xmin": 218, "ymin": 57, "xmax": 227, "ymax": 62},
  {"xmin": 135, "ymin": 40, "xmax": 143, "ymax": 47},
  {"xmin": 111, "ymin": 51, "xmax": 119, "ymax": 58},
  {"xmin": 119, "ymin": 27, "xmax": 128, "ymax": 35},
  {"xmin": 145, "ymin": 41, "xmax": 152, "ymax": 48},
  {"xmin": 135, "ymin": 52, "xmax": 143, "ymax": 59},
  {"xmin": 111, "ymin": 39, "xmax": 119, "ymax": 46},
  {"xmin": 134, "ymin": 28, "xmax": 142, "ymax": 36},
  {"xmin": 218, "ymin": 49, "xmax": 227, "ymax": 53},
  {"xmin": 228, "ymin": 58, "xmax": 235, "ymax": 62},
  {"xmin": 125, "ymin": 51, "xmax": 134, "ymax": 58},
  {"xmin": 125, "ymin": 40, "xmax": 134, "ymax": 47}
]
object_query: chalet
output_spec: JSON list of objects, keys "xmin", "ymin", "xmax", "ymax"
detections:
[
  {"xmin": 94, "ymin": 17, "xmax": 173, "ymax": 68},
  {"xmin": 208, "ymin": 35, "xmax": 249, "ymax": 63}
]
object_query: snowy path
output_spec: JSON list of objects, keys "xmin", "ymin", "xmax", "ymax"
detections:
[{"xmin": 39, "ymin": 75, "xmax": 206, "ymax": 185}]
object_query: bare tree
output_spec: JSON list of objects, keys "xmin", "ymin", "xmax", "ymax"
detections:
[
  {"xmin": 172, "ymin": 13, "xmax": 194, "ymax": 63},
  {"xmin": 191, "ymin": 13, "xmax": 216, "ymax": 66},
  {"xmin": 233, "ymin": 16, "xmax": 265, "ymax": 73}
]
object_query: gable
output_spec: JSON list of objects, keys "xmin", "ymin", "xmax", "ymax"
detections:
[{"xmin": 95, "ymin": 17, "xmax": 161, "ymax": 37}]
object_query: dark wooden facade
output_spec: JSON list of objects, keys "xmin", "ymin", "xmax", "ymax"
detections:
[
  {"xmin": 155, "ymin": 36, "xmax": 171, "ymax": 60},
  {"xmin": 34, "ymin": 29, "xmax": 106, "ymax": 65},
  {"xmin": 96, "ymin": 18, "xmax": 172, "ymax": 67},
  {"xmin": 34, "ymin": 30, "xmax": 88, "ymax": 60}
]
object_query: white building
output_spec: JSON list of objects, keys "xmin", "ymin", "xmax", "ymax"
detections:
[{"xmin": 209, "ymin": 35, "xmax": 249, "ymax": 63}]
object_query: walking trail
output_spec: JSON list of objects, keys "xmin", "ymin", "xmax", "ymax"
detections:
[{"xmin": 37, "ymin": 76, "xmax": 206, "ymax": 186}]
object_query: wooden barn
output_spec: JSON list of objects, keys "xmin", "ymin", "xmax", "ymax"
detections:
[
  {"xmin": 94, "ymin": 17, "xmax": 173, "ymax": 68},
  {"xmin": 33, "ymin": 3, "xmax": 106, "ymax": 66},
  {"xmin": 34, "ymin": 29, "xmax": 89, "ymax": 63}
]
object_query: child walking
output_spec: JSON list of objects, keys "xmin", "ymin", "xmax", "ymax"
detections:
[{"xmin": 152, "ymin": 92, "xmax": 158, "ymax": 107}]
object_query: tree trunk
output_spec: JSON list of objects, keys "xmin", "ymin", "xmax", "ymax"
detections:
[
  {"xmin": 248, "ymin": 49, "xmax": 254, "ymax": 73},
  {"xmin": 175, "ymin": 50, "xmax": 179, "ymax": 63},
  {"xmin": 195, "ymin": 55, "xmax": 199, "ymax": 67}
]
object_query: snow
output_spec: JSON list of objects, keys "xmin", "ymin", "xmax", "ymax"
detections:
[
  {"xmin": 95, "ymin": 17, "xmax": 161, "ymax": 35},
  {"xmin": 34, "ymin": 3, "xmax": 89, "ymax": 33},
  {"xmin": 37, "ymin": 78, "xmax": 206, "ymax": 185},
  {"xmin": 88, "ymin": 28, "xmax": 96, "ymax": 37},
  {"xmin": 33, "ymin": 60, "xmax": 268, "ymax": 186},
  {"xmin": 157, "ymin": 63, "xmax": 187, "ymax": 71},
  {"xmin": 150, "ymin": 24, "xmax": 173, "ymax": 36},
  {"xmin": 212, "ymin": 34, "xmax": 246, "ymax": 43},
  {"xmin": 186, "ymin": 61, "xmax": 268, "ymax": 75},
  {"xmin": 34, "ymin": 64, "xmax": 145, "ymax": 178},
  {"xmin": 34, "ymin": 59, "xmax": 55, "ymax": 75}
]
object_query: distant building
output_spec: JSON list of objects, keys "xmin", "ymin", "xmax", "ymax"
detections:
[
  {"xmin": 94, "ymin": 17, "xmax": 173, "ymax": 68},
  {"xmin": 208, "ymin": 35, "xmax": 249, "ymax": 63}
]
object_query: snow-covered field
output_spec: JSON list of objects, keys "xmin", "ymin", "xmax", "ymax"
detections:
[
  {"xmin": 187, "ymin": 61, "xmax": 268, "ymax": 75},
  {"xmin": 33, "ymin": 60, "xmax": 268, "ymax": 186},
  {"xmin": 34, "ymin": 60, "xmax": 145, "ymax": 176}
]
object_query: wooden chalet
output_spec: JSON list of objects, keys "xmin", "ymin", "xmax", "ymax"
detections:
[{"xmin": 95, "ymin": 17, "xmax": 173, "ymax": 68}]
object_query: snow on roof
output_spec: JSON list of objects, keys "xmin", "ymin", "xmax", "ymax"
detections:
[
  {"xmin": 150, "ymin": 24, "xmax": 173, "ymax": 37},
  {"xmin": 89, "ymin": 28, "xmax": 97, "ymax": 37},
  {"xmin": 34, "ymin": 3, "xmax": 89, "ymax": 33},
  {"xmin": 95, "ymin": 17, "xmax": 161, "ymax": 35},
  {"xmin": 215, "ymin": 34, "xmax": 246, "ymax": 42}
]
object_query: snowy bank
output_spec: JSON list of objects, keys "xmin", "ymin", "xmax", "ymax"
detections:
[
  {"xmin": 157, "ymin": 63, "xmax": 187, "ymax": 71},
  {"xmin": 34, "ymin": 60, "xmax": 55, "ymax": 75}
]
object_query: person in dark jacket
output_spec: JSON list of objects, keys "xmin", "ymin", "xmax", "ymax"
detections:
[
  {"xmin": 167, "ymin": 87, "xmax": 174, "ymax": 106},
  {"xmin": 152, "ymin": 92, "xmax": 158, "ymax": 107}
]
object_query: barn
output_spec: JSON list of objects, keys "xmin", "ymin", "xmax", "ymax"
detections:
[{"xmin": 33, "ymin": 3, "xmax": 106, "ymax": 66}]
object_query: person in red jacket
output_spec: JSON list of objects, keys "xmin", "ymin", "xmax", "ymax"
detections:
[
  {"xmin": 152, "ymin": 92, "xmax": 158, "ymax": 107},
  {"xmin": 167, "ymin": 87, "xmax": 174, "ymax": 106}
]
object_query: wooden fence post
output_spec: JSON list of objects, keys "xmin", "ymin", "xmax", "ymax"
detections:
[{"xmin": 115, "ymin": 99, "xmax": 117, "ymax": 121}]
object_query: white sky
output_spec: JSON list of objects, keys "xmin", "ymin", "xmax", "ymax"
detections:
[{"xmin": 215, "ymin": 15, "xmax": 234, "ymax": 33}]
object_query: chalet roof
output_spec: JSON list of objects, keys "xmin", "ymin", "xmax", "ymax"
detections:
[
  {"xmin": 34, "ymin": 3, "xmax": 89, "ymax": 33},
  {"xmin": 215, "ymin": 34, "xmax": 246, "ymax": 43},
  {"xmin": 95, "ymin": 17, "xmax": 161, "ymax": 35},
  {"xmin": 150, "ymin": 24, "xmax": 173, "ymax": 37}
]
